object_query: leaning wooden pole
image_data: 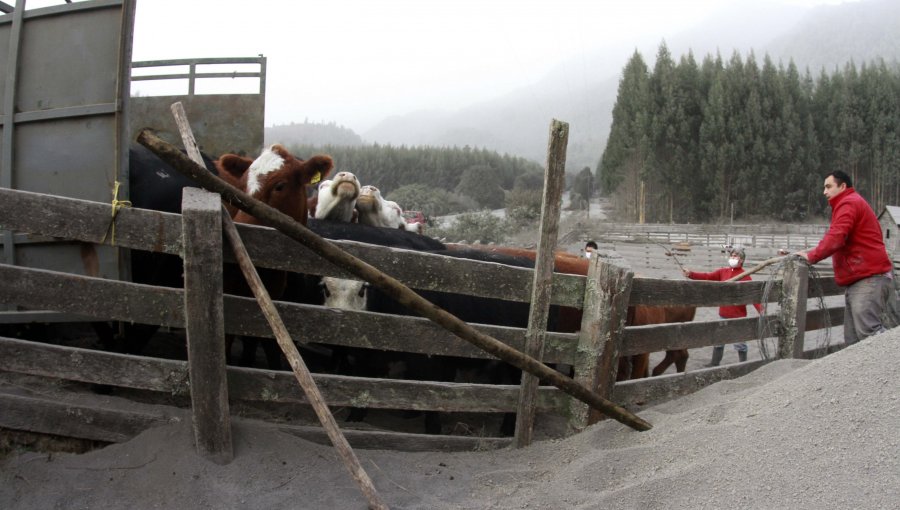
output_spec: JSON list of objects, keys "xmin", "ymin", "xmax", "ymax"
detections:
[
  {"xmin": 221, "ymin": 212, "xmax": 388, "ymax": 510},
  {"xmin": 170, "ymin": 103, "xmax": 388, "ymax": 510},
  {"xmin": 137, "ymin": 128, "xmax": 652, "ymax": 432}
]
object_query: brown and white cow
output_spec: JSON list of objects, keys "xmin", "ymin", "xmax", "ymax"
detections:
[
  {"xmin": 214, "ymin": 144, "xmax": 333, "ymax": 226},
  {"xmin": 118, "ymin": 143, "xmax": 333, "ymax": 365}
]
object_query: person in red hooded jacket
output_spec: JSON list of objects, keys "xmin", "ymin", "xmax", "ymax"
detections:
[
  {"xmin": 683, "ymin": 247, "xmax": 763, "ymax": 366},
  {"xmin": 797, "ymin": 170, "xmax": 893, "ymax": 345}
]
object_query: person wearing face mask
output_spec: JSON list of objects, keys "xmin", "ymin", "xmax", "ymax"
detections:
[
  {"xmin": 682, "ymin": 247, "xmax": 763, "ymax": 366},
  {"xmin": 584, "ymin": 240, "xmax": 598, "ymax": 259}
]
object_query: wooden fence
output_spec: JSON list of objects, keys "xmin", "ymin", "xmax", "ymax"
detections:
[
  {"xmin": 0, "ymin": 187, "xmax": 845, "ymax": 452},
  {"xmin": 596, "ymin": 243, "xmax": 834, "ymax": 278},
  {"xmin": 563, "ymin": 222, "xmax": 829, "ymax": 249}
]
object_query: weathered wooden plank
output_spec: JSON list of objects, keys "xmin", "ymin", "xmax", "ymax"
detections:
[
  {"xmin": 623, "ymin": 316, "xmax": 778, "ymax": 354},
  {"xmin": 230, "ymin": 370, "xmax": 568, "ymax": 414},
  {"xmin": 181, "ymin": 188, "xmax": 232, "ymax": 464},
  {"xmin": 805, "ymin": 305, "xmax": 844, "ymax": 330},
  {"xmin": 630, "ymin": 277, "xmax": 773, "ymax": 306},
  {"xmin": 808, "ymin": 275, "xmax": 842, "ymax": 297},
  {"xmin": 629, "ymin": 274, "xmax": 841, "ymax": 307},
  {"xmin": 0, "ymin": 263, "xmax": 579, "ymax": 363},
  {"xmin": 228, "ymin": 297, "xmax": 578, "ymax": 364},
  {"xmin": 0, "ymin": 186, "xmax": 184, "ymax": 255},
  {"xmin": 0, "ymin": 187, "xmax": 586, "ymax": 306},
  {"xmin": 0, "ymin": 391, "xmax": 183, "ymax": 444},
  {"xmin": 4, "ymin": 188, "xmax": 843, "ymax": 311},
  {"xmin": 0, "ymin": 263, "xmax": 186, "ymax": 327},
  {"xmin": 516, "ymin": 118, "xmax": 568, "ymax": 447},
  {"xmin": 570, "ymin": 258, "xmax": 634, "ymax": 431},
  {"xmin": 1, "ymin": 262, "xmax": 838, "ymax": 364},
  {"xmin": 0, "ymin": 337, "xmax": 568, "ymax": 414},
  {"xmin": 0, "ymin": 390, "xmax": 509, "ymax": 452},
  {"xmin": 0, "ymin": 336, "xmax": 192, "ymax": 394},
  {"xmin": 778, "ymin": 258, "xmax": 808, "ymax": 359},
  {"xmin": 0, "ymin": 188, "xmax": 842, "ymax": 310},
  {"xmin": 611, "ymin": 359, "xmax": 770, "ymax": 406},
  {"xmin": 234, "ymin": 229, "xmax": 590, "ymax": 308},
  {"xmin": 275, "ymin": 423, "xmax": 512, "ymax": 452},
  {"xmin": 621, "ymin": 303, "xmax": 840, "ymax": 355}
]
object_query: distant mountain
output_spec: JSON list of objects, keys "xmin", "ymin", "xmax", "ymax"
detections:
[
  {"xmin": 362, "ymin": 0, "xmax": 900, "ymax": 173},
  {"xmin": 764, "ymin": 0, "xmax": 900, "ymax": 73}
]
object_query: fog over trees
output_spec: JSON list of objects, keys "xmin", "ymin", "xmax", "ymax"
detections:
[
  {"xmin": 599, "ymin": 44, "xmax": 900, "ymax": 223},
  {"xmin": 268, "ymin": 0, "xmax": 900, "ymax": 224}
]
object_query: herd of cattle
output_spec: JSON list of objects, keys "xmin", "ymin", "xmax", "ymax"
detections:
[{"xmin": 105, "ymin": 143, "xmax": 696, "ymax": 436}]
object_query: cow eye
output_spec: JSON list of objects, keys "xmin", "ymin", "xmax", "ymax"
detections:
[{"xmin": 273, "ymin": 181, "xmax": 287, "ymax": 192}]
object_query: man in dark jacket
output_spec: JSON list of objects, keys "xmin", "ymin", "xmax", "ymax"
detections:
[{"xmin": 798, "ymin": 171, "xmax": 893, "ymax": 345}]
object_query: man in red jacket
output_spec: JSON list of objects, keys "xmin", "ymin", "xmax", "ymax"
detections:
[
  {"xmin": 683, "ymin": 247, "xmax": 763, "ymax": 366},
  {"xmin": 797, "ymin": 170, "xmax": 893, "ymax": 345}
]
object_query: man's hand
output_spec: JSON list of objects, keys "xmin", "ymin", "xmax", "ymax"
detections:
[
  {"xmin": 794, "ymin": 250, "xmax": 810, "ymax": 261},
  {"xmin": 682, "ymin": 268, "xmax": 691, "ymax": 278}
]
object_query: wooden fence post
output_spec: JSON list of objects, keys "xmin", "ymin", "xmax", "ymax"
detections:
[
  {"xmin": 568, "ymin": 256, "xmax": 634, "ymax": 432},
  {"xmin": 181, "ymin": 187, "xmax": 233, "ymax": 464},
  {"xmin": 777, "ymin": 257, "xmax": 808, "ymax": 359},
  {"xmin": 514, "ymin": 119, "xmax": 567, "ymax": 448}
]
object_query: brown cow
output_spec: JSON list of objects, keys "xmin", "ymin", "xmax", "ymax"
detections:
[
  {"xmin": 215, "ymin": 144, "xmax": 333, "ymax": 226},
  {"xmin": 211, "ymin": 145, "xmax": 334, "ymax": 367}
]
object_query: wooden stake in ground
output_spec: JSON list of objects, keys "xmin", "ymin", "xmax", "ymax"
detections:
[
  {"xmin": 137, "ymin": 128, "xmax": 653, "ymax": 432},
  {"xmin": 514, "ymin": 119, "xmax": 567, "ymax": 448},
  {"xmin": 169, "ymin": 103, "xmax": 388, "ymax": 510}
]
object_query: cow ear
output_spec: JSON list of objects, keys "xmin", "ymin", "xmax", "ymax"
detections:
[
  {"xmin": 217, "ymin": 154, "xmax": 253, "ymax": 180},
  {"xmin": 303, "ymin": 155, "xmax": 334, "ymax": 184}
]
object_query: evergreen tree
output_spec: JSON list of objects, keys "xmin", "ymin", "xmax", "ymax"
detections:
[
  {"xmin": 598, "ymin": 50, "xmax": 651, "ymax": 222},
  {"xmin": 570, "ymin": 167, "xmax": 594, "ymax": 209}
]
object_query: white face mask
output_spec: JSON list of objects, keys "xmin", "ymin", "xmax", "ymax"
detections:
[
  {"xmin": 728, "ymin": 257, "xmax": 741, "ymax": 268},
  {"xmin": 584, "ymin": 251, "xmax": 592, "ymax": 259}
]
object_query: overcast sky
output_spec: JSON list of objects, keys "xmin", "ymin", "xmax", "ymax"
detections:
[{"xmin": 27, "ymin": 0, "xmax": 862, "ymax": 132}]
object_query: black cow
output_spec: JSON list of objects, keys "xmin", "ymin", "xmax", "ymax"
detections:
[
  {"xmin": 92, "ymin": 145, "xmax": 219, "ymax": 355},
  {"xmin": 235, "ymin": 218, "xmax": 446, "ymax": 368},
  {"xmin": 312, "ymin": 245, "xmax": 551, "ymax": 436}
]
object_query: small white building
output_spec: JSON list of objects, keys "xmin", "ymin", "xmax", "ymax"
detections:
[{"xmin": 878, "ymin": 205, "xmax": 900, "ymax": 264}]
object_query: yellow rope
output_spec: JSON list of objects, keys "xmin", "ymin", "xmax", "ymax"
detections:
[{"xmin": 101, "ymin": 180, "xmax": 132, "ymax": 245}]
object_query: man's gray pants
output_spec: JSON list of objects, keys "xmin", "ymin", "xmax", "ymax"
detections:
[{"xmin": 844, "ymin": 274, "xmax": 892, "ymax": 345}]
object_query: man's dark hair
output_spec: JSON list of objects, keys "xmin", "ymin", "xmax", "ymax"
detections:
[
  {"xmin": 585, "ymin": 240, "xmax": 598, "ymax": 250},
  {"xmin": 828, "ymin": 170, "xmax": 853, "ymax": 188}
]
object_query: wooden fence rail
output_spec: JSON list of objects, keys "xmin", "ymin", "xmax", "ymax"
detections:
[
  {"xmin": 0, "ymin": 186, "xmax": 846, "ymax": 450},
  {"xmin": 565, "ymin": 221, "xmax": 828, "ymax": 247}
]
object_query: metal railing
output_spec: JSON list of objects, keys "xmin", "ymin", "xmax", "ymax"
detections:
[{"xmin": 131, "ymin": 56, "xmax": 266, "ymax": 95}]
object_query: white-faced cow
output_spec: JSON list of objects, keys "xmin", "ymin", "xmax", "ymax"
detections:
[
  {"xmin": 312, "ymin": 171, "xmax": 361, "ymax": 222},
  {"xmin": 355, "ymin": 185, "xmax": 424, "ymax": 234}
]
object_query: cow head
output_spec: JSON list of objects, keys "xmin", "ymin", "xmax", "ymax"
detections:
[
  {"xmin": 320, "ymin": 276, "xmax": 369, "ymax": 310},
  {"xmin": 314, "ymin": 171, "xmax": 361, "ymax": 222},
  {"xmin": 356, "ymin": 185, "xmax": 384, "ymax": 210},
  {"xmin": 355, "ymin": 185, "xmax": 386, "ymax": 225},
  {"xmin": 216, "ymin": 144, "xmax": 333, "ymax": 225}
]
